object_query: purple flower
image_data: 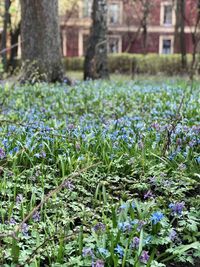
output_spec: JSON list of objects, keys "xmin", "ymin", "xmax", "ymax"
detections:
[
  {"xmin": 178, "ymin": 163, "xmax": 186, "ymax": 171},
  {"xmin": 137, "ymin": 220, "xmax": 146, "ymax": 231},
  {"xmin": 32, "ymin": 211, "xmax": 40, "ymax": 222},
  {"xmin": 169, "ymin": 229, "xmax": 177, "ymax": 241},
  {"xmin": 169, "ymin": 202, "xmax": 185, "ymax": 216},
  {"xmin": 0, "ymin": 147, "xmax": 6, "ymax": 159},
  {"xmin": 151, "ymin": 122, "xmax": 160, "ymax": 131},
  {"xmin": 64, "ymin": 180, "xmax": 75, "ymax": 191},
  {"xmin": 93, "ymin": 259, "xmax": 104, "ymax": 267},
  {"xmin": 93, "ymin": 222, "xmax": 106, "ymax": 233},
  {"xmin": 140, "ymin": 250, "xmax": 150, "ymax": 264},
  {"xmin": 16, "ymin": 194, "xmax": 23, "ymax": 204},
  {"xmin": 131, "ymin": 237, "xmax": 140, "ymax": 249},
  {"xmin": 9, "ymin": 217, "xmax": 16, "ymax": 226},
  {"xmin": 21, "ymin": 223, "xmax": 29, "ymax": 236},
  {"xmin": 82, "ymin": 247, "xmax": 94, "ymax": 257},
  {"xmin": 150, "ymin": 211, "xmax": 164, "ymax": 224},
  {"xmin": 144, "ymin": 190, "xmax": 154, "ymax": 199},
  {"xmin": 114, "ymin": 244, "xmax": 124, "ymax": 258},
  {"xmin": 40, "ymin": 151, "xmax": 46, "ymax": 158}
]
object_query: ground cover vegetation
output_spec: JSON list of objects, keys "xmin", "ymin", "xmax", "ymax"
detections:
[{"xmin": 0, "ymin": 80, "xmax": 199, "ymax": 266}]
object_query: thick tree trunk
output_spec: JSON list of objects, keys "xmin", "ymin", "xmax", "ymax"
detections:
[
  {"xmin": 84, "ymin": 0, "xmax": 109, "ymax": 80},
  {"xmin": 20, "ymin": 0, "xmax": 63, "ymax": 83}
]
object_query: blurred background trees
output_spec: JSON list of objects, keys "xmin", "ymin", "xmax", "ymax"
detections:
[{"xmin": 84, "ymin": 0, "xmax": 109, "ymax": 80}]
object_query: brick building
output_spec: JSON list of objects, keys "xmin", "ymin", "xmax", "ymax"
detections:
[{"xmin": 60, "ymin": 0, "xmax": 198, "ymax": 57}]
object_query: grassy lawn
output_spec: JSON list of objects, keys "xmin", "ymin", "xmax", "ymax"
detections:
[{"xmin": 0, "ymin": 79, "xmax": 199, "ymax": 266}]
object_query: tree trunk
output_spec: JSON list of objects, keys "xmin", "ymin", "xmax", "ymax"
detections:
[
  {"xmin": 20, "ymin": 0, "xmax": 63, "ymax": 83},
  {"xmin": 84, "ymin": 0, "xmax": 109, "ymax": 80},
  {"xmin": 175, "ymin": 0, "xmax": 187, "ymax": 70},
  {"xmin": 180, "ymin": 0, "xmax": 187, "ymax": 70},
  {"xmin": 1, "ymin": 0, "xmax": 11, "ymax": 72},
  {"xmin": 7, "ymin": 23, "xmax": 21, "ymax": 72},
  {"xmin": 141, "ymin": 0, "xmax": 149, "ymax": 55}
]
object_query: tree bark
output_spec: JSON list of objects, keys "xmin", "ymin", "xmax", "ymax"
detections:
[
  {"xmin": 7, "ymin": 22, "xmax": 21, "ymax": 72},
  {"xmin": 1, "ymin": 0, "xmax": 11, "ymax": 72},
  {"xmin": 20, "ymin": 0, "xmax": 63, "ymax": 83},
  {"xmin": 84, "ymin": 0, "xmax": 109, "ymax": 80},
  {"xmin": 175, "ymin": 0, "xmax": 187, "ymax": 70}
]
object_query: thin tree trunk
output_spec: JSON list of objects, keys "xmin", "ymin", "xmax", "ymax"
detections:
[
  {"xmin": 1, "ymin": 0, "xmax": 11, "ymax": 71},
  {"xmin": 20, "ymin": 0, "xmax": 63, "ymax": 83},
  {"xmin": 84, "ymin": 0, "xmax": 109, "ymax": 80},
  {"xmin": 7, "ymin": 23, "xmax": 21, "ymax": 72},
  {"xmin": 180, "ymin": 0, "xmax": 187, "ymax": 69}
]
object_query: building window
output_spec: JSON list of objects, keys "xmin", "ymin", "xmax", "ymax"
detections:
[
  {"xmin": 163, "ymin": 5, "xmax": 172, "ymax": 25},
  {"xmin": 159, "ymin": 36, "xmax": 174, "ymax": 54},
  {"xmin": 160, "ymin": 1, "xmax": 175, "ymax": 26},
  {"xmin": 162, "ymin": 39, "xmax": 171, "ymax": 54},
  {"xmin": 83, "ymin": 0, "xmax": 93, "ymax": 18},
  {"xmin": 108, "ymin": 3, "xmax": 120, "ymax": 24},
  {"xmin": 108, "ymin": 36, "xmax": 121, "ymax": 53}
]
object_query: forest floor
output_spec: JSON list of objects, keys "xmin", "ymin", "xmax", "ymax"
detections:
[{"xmin": 0, "ymin": 79, "xmax": 199, "ymax": 266}]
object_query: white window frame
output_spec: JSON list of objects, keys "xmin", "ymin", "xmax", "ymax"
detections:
[
  {"xmin": 78, "ymin": 29, "xmax": 90, "ymax": 56},
  {"xmin": 62, "ymin": 30, "xmax": 67, "ymax": 56},
  {"xmin": 159, "ymin": 35, "xmax": 174, "ymax": 55},
  {"xmin": 108, "ymin": 1, "xmax": 122, "ymax": 25},
  {"xmin": 107, "ymin": 35, "xmax": 122, "ymax": 54},
  {"xmin": 160, "ymin": 1, "xmax": 176, "ymax": 26}
]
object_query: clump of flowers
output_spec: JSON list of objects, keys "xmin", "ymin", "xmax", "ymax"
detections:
[{"xmin": 169, "ymin": 202, "xmax": 185, "ymax": 216}]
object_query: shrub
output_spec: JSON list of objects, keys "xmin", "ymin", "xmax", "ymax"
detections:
[{"xmin": 63, "ymin": 54, "xmax": 192, "ymax": 75}]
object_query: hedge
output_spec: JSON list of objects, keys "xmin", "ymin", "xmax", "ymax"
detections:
[{"xmin": 63, "ymin": 53, "xmax": 192, "ymax": 75}]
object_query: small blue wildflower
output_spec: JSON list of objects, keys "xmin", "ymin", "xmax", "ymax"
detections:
[
  {"xmin": 21, "ymin": 223, "xmax": 29, "ymax": 236},
  {"xmin": 144, "ymin": 235, "xmax": 152, "ymax": 244},
  {"xmin": 98, "ymin": 248, "xmax": 109, "ymax": 256},
  {"xmin": 131, "ymin": 237, "xmax": 140, "ymax": 249},
  {"xmin": 119, "ymin": 203, "xmax": 127, "ymax": 211},
  {"xmin": 144, "ymin": 190, "xmax": 154, "ymax": 199},
  {"xmin": 169, "ymin": 229, "xmax": 177, "ymax": 241},
  {"xmin": 16, "ymin": 194, "xmax": 23, "ymax": 204},
  {"xmin": 32, "ymin": 211, "xmax": 40, "ymax": 222},
  {"xmin": 169, "ymin": 202, "xmax": 185, "ymax": 216},
  {"xmin": 93, "ymin": 222, "xmax": 106, "ymax": 232},
  {"xmin": 64, "ymin": 180, "xmax": 75, "ymax": 191},
  {"xmin": 151, "ymin": 211, "xmax": 164, "ymax": 224},
  {"xmin": 131, "ymin": 201, "xmax": 136, "ymax": 209},
  {"xmin": 9, "ymin": 217, "xmax": 16, "ymax": 226},
  {"xmin": 195, "ymin": 157, "xmax": 200, "ymax": 164},
  {"xmin": 78, "ymin": 155, "xmax": 84, "ymax": 161},
  {"xmin": 137, "ymin": 220, "xmax": 146, "ymax": 231},
  {"xmin": 114, "ymin": 244, "xmax": 124, "ymax": 258},
  {"xmin": 82, "ymin": 247, "xmax": 94, "ymax": 257},
  {"xmin": 118, "ymin": 221, "xmax": 132, "ymax": 232}
]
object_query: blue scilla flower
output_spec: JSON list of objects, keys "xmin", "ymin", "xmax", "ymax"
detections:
[
  {"xmin": 114, "ymin": 244, "xmax": 124, "ymax": 258},
  {"xmin": 119, "ymin": 203, "xmax": 127, "ymax": 210},
  {"xmin": 82, "ymin": 247, "xmax": 94, "ymax": 257},
  {"xmin": 195, "ymin": 156, "xmax": 200, "ymax": 164},
  {"xmin": 118, "ymin": 221, "xmax": 132, "ymax": 232},
  {"xmin": 98, "ymin": 248, "xmax": 109, "ymax": 256},
  {"xmin": 150, "ymin": 211, "xmax": 164, "ymax": 224}
]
